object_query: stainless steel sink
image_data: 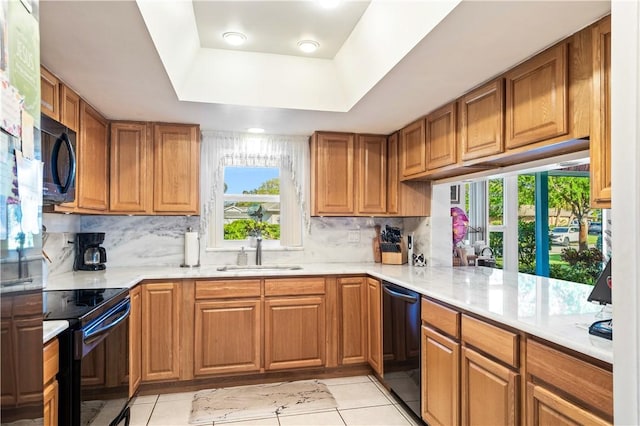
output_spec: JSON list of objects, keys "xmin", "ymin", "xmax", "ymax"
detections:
[{"xmin": 216, "ymin": 265, "xmax": 303, "ymax": 272}]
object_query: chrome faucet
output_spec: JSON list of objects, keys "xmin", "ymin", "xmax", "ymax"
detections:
[{"xmin": 256, "ymin": 235, "xmax": 263, "ymax": 265}]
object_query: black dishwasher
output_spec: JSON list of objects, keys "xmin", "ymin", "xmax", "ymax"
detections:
[{"xmin": 381, "ymin": 281, "xmax": 421, "ymax": 419}]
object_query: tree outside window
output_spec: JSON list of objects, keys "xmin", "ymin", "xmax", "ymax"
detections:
[{"xmin": 484, "ymin": 170, "xmax": 605, "ymax": 285}]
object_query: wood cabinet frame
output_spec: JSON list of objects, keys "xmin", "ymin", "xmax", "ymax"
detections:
[{"xmin": 590, "ymin": 15, "xmax": 612, "ymax": 208}]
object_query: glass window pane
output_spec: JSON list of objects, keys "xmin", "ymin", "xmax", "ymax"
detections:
[
  {"xmin": 224, "ymin": 167, "xmax": 280, "ymax": 195},
  {"xmin": 488, "ymin": 231, "xmax": 503, "ymax": 269},
  {"xmin": 223, "ymin": 201, "xmax": 280, "ymax": 240},
  {"xmin": 488, "ymin": 178, "xmax": 504, "ymax": 226},
  {"xmin": 223, "ymin": 166, "xmax": 281, "ymax": 241}
]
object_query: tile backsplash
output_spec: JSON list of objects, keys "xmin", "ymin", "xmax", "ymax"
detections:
[{"xmin": 43, "ymin": 213, "xmax": 430, "ymax": 275}]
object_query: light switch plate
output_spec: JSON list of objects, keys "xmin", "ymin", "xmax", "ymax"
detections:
[{"xmin": 347, "ymin": 230, "xmax": 360, "ymax": 243}]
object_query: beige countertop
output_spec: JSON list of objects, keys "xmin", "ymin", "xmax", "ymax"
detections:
[
  {"xmin": 43, "ymin": 320, "xmax": 68, "ymax": 344},
  {"xmin": 45, "ymin": 263, "xmax": 613, "ymax": 363}
]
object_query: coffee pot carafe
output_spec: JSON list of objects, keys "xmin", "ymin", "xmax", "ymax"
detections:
[{"xmin": 74, "ymin": 233, "xmax": 107, "ymax": 271}]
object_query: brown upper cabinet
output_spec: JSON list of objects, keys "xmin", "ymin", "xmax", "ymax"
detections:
[
  {"xmin": 41, "ymin": 67, "xmax": 201, "ymax": 216},
  {"xmin": 387, "ymin": 132, "xmax": 431, "ymax": 216},
  {"xmin": 41, "ymin": 67, "xmax": 81, "ymax": 133},
  {"xmin": 426, "ymin": 102, "xmax": 458, "ymax": 170},
  {"xmin": 40, "ymin": 66, "xmax": 60, "ymax": 121},
  {"xmin": 110, "ymin": 122, "xmax": 200, "ymax": 215},
  {"xmin": 460, "ymin": 79, "xmax": 505, "ymax": 161},
  {"xmin": 505, "ymin": 43, "xmax": 568, "ymax": 149},
  {"xmin": 311, "ymin": 132, "xmax": 430, "ymax": 216},
  {"xmin": 60, "ymin": 85, "xmax": 80, "ymax": 132},
  {"xmin": 400, "ymin": 118, "xmax": 427, "ymax": 178},
  {"xmin": 77, "ymin": 101, "xmax": 109, "ymax": 211},
  {"xmin": 590, "ymin": 16, "xmax": 611, "ymax": 208},
  {"xmin": 153, "ymin": 124, "xmax": 200, "ymax": 214},
  {"xmin": 311, "ymin": 132, "xmax": 355, "ymax": 215},
  {"xmin": 110, "ymin": 122, "xmax": 152, "ymax": 213},
  {"xmin": 356, "ymin": 134, "xmax": 387, "ymax": 215},
  {"xmin": 395, "ymin": 18, "xmax": 600, "ymax": 180}
]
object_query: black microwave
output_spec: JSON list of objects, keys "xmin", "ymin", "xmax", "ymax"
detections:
[{"xmin": 41, "ymin": 114, "xmax": 76, "ymax": 205}]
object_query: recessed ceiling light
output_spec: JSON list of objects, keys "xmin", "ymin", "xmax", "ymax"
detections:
[
  {"xmin": 297, "ymin": 40, "xmax": 319, "ymax": 54},
  {"xmin": 247, "ymin": 127, "xmax": 265, "ymax": 134},
  {"xmin": 222, "ymin": 32, "xmax": 246, "ymax": 46},
  {"xmin": 317, "ymin": 0, "xmax": 341, "ymax": 9}
]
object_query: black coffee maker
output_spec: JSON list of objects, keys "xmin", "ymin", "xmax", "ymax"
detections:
[{"xmin": 74, "ymin": 233, "xmax": 107, "ymax": 271}]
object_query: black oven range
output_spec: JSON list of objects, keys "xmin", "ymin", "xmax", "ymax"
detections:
[{"xmin": 44, "ymin": 288, "xmax": 131, "ymax": 426}]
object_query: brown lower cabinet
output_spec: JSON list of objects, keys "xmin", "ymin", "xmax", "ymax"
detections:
[
  {"xmin": 129, "ymin": 285, "xmax": 142, "ymax": 397},
  {"xmin": 338, "ymin": 277, "xmax": 367, "ymax": 365},
  {"xmin": 141, "ymin": 282, "xmax": 181, "ymax": 382},
  {"xmin": 264, "ymin": 296, "xmax": 326, "ymax": 370},
  {"xmin": 194, "ymin": 298, "xmax": 262, "ymax": 375},
  {"xmin": 526, "ymin": 338, "xmax": 613, "ymax": 425},
  {"xmin": 421, "ymin": 326, "xmax": 459, "ymax": 426},
  {"xmin": 366, "ymin": 278, "xmax": 382, "ymax": 376},
  {"xmin": 130, "ymin": 276, "xmax": 612, "ymax": 426},
  {"xmin": 461, "ymin": 347, "xmax": 519, "ymax": 425},
  {"xmin": 135, "ymin": 276, "xmax": 378, "ymax": 387},
  {"xmin": 527, "ymin": 383, "xmax": 610, "ymax": 426},
  {"xmin": 43, "ymin": 339, "xmax": 59, "ymax": 426},
  {"xmin": 420, "ymin": 296, "xmax": 612, "ymax": 426}
]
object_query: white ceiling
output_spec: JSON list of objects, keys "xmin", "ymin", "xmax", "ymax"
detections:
[
  {"xmin": 192, "ymin": 1, "xmax": 370, "ymax": 59},
  {"xmin": 39, "ymin": 1, "xmax": 611, "ymax": 136}
]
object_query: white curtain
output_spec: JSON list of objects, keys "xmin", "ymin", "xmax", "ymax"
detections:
[{"xmin": 200, "ymin": 131, "xmax": 310, "ymax": 248}]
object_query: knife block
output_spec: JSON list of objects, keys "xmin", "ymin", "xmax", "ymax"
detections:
[{"xmin": 381, "ymin": 241, "xmax": 408, "ymax": 265}]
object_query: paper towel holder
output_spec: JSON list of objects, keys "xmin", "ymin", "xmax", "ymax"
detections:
[{"xmin": 180, "ymin": 227, "xmax": 201, "ymax": 268}]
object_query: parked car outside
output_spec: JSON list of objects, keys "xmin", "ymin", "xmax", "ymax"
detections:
[
  {"xmin": 589, "ymin": 222, "xmax": 603, "ymax": 235},
  {"xmin": 549, "ymin": 226, "xmax": 579, "ymax": 246}
]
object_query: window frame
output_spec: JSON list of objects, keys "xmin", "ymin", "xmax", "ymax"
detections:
[{"xmin": 208, "ymin": 165, "xmax": 303, "ymax": 251}]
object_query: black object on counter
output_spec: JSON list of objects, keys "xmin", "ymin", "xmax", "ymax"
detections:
[{"xmin": 589, "ymin": 319, "xmax": 612, "ymax": 340}]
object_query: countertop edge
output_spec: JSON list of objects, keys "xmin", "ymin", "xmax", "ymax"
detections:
[{"xmin": 43, "ymin": 320, "xmax": 69, "ymax": 344}]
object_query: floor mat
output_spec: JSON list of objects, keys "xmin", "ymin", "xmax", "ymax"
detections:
[{"xmin": 189, "ymin": 379, "xmax": 337, "ymax": 424}]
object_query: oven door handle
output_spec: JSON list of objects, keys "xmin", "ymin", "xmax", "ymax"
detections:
[
  {"xmin": 83, "ymin": 298, "xmax": 130, "ymax": 343},
  {"xmin": 382, "ymin": 285, "xmax": 418, "ymax": 304}
]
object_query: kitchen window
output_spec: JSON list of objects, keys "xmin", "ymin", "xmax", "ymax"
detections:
[
  {"xmin": 223, "ymin": 166, "xmax": 281, "ymax": 242},
  {"xmin": 201, "ymin": 131, "xmax": 309, "ymax": 250},
  {"xmin": 462, "ymin": 161, "xmax": 608, "ymax": 285}
]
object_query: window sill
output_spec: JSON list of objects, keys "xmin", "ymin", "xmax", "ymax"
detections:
[{"xmin": 205, "ymin": 245, "xmax": 303, "ymax": 253}]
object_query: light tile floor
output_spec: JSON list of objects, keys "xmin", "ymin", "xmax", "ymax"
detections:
[{"xmin": 130, "ymin": 375, "xmax": 423, "ymax": 426}]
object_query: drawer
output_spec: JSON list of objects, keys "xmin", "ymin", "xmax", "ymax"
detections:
[
  {"xmin": 195, "ymin": 280, "xmax": 261, "ymax": 299},
  {"xmin": 421, "ymin": 298, "xmax": 460, "ymax": 338},
  {"xmin": 264, "ymin": 278, "xmax": 325, "ymax": 297},
  {"xmin": 43, "ymin": 338, "xmax": 59, "ymax": 385},
  {"xmin": 527, "ymin": 339, "xmax": 613, "ymax": 418},
  {"xmin": 461, "ymin": 314, "xmax": 519, "ymax": 367}
]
